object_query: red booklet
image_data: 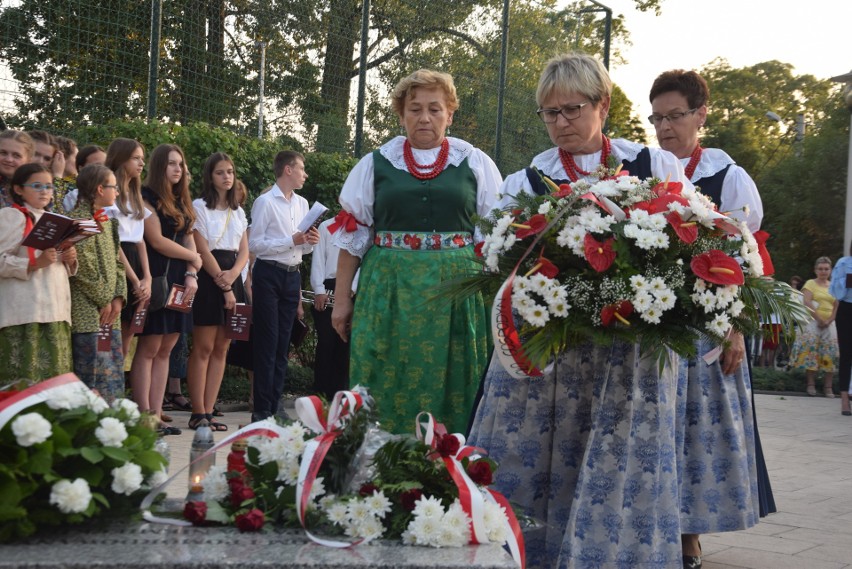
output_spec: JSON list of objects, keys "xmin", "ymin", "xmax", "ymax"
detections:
[
  {"xmin": 225, "ymin": 303, "xmax": 252, "ymax": 341},
  {"xmin": 129, "ymin": 300, "xmax": 149, "ymax": 333},
  {"xmin": 97, "ymin": 324, "xmax": 113, "ymax": 352},
  {"xmin": 21, "ymin": 211, "xmax": 101, "ymax": 251},
  {"xmin": 165, "ymin": 285, "xmax": 193, "ymax": 313}
]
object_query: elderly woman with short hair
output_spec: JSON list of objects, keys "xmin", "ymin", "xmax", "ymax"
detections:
[
  {"xmin": 331, "ymin": 69, "xmax": 502, "ymax": 434},
  {"xmin": 467, "ymin": 53, "xmax": 692, "ymax": 568}
]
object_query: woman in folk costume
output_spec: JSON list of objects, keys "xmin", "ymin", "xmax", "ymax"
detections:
[
  {"xmin": 650, "ymin": 69, "xmax": 772, "ymax": 569},
  {"xmin": 468, "ymin": 53, "xmax": 693, "ymax": 569},
  {"xmin": 330, "ymin": 69, "xmax": 502, "ymax": 434}
]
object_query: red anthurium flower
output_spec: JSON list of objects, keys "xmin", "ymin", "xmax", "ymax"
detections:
[
  {"xmin": 514, "ymin": 214, "xmax": 548, "ymax": 239},
  {"xmin": 690, "ymin": 250, "xmax": 745, "ymax": 285},
  {"xmin": 526, "ymin": 249, "xmax": 559, "ymax": 278},
  {"xmin": 552, "ymin": 183, "xmax": 573, "ymax": 198},
  {"xmin": 651, "ymin": 179, "xmax": 683, "ymax": 197},
  {"xmin": 583, "ymin": 234, "xmax": 616, "ymax": 272},
  {"xmin": 511, "ymin": 208, "xmax": 524, "ymax": 217},
  {"xmin": 600, "ymin": 300, "xmax": 634, "ymax": 327},
  {"xmin": 474, "ymin": 241, "xmax": 484, "ymax": 257},
  {"xmin": 644, "ymin": 193, "xmax": 689, "ymax": 215},
  {"xmin": 666, "ymin": 211, "xmax": 698, "ymax": 244},
  {"xmin": 753, "ymin": 230, "xmax": 775, "ymax": 276}
]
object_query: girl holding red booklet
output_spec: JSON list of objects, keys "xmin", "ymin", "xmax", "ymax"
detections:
[
  {"xmin": 67, "ymin": 164, "xmax": 127, "ymax": 402},
  {"xmin": 0, "ymin": 163, "xmax": 77, "ymax": 384}
]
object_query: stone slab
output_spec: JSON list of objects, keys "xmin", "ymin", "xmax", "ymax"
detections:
[{"xmin": 0, "ymin": 521, "xmax": 517, "ymax": 569}]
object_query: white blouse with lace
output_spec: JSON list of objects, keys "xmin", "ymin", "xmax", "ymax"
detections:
[{"xmin": 333, "ymin": 136, "xmax": 503, "ymax": 258}]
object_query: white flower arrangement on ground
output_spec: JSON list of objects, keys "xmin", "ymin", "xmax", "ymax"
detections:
[{"xmin": 0, "ymin": 378, "xmax": 168, "ymax": 542}]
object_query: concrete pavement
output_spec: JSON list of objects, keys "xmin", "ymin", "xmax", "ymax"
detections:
[{"xmin": 158, "ymin": 393, "xmax": 852, "ymax": 568}]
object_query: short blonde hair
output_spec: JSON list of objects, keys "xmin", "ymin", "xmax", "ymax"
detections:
[
  {"xmin": 0, "ymin": 130, "xmax": 35, "ymax": 160},
  {"xmin": 536, "ymin": 53, "xmax": 611, "ymax": 107},
  {"xmin": 391, "ymin": 69, "xmax": 459, "ymax": 117}
]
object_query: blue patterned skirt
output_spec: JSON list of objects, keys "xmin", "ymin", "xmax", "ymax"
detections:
[{"xmin": 468, "ymin": 341, "xmax": 681, "ymax": 569}]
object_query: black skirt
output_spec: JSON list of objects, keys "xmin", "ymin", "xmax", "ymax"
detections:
[
  {"xmin": 120, "ymin": 241, "xmax": 142, "ymax": 322},
  {"xmin": 193, "ymin": 250, "xmax": 247, "ymax": 326}
]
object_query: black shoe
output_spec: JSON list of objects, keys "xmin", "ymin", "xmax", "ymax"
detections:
[
  {"xmin": 683, "ymin": 555, "xmax": 702, "ymax": 569},
  {"xmin": 158, "ymin": 425, "xmax": 182, "ymax": 436},
  {"xmin": 842, "ymin": 410, "xmax": 852, "ymax": 416}
]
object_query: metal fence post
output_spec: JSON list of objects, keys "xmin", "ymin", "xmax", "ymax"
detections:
[
  {"xmin": 146, "ymin": 0, "xmax": 163, "ymax": 120},
  {"xmin": 354, "ymin": 0, "xmax": 371, "ymax": 157},
  {"xmin": 494, "ymin": 0, "xmax": 510, "ymax": 171}
]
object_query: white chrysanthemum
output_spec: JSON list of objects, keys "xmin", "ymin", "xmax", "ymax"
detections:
[
  {"xmin": 651, "ymin": 231, "xmax": 670, "ymax": 249},
  {"xmin": 45, "ymin": 385, "xmax": 89, "ymax": 410},
  {"xmin": 438, "ymin": 502, "xmax": 471, "ymax": 547},
  {"xmin": 346, "ymin": 498, "xmax": 373, "ymax": 524},
  {"xmin": 494, "ymin": 214, "xmax": 514, "ymax": 237},
  {"xmin": 632, "ymin": 291, "xmax": 654, "ymax": 312},
  {"xmin": 629, "ymin": 208, "xmax": 649, "ymax": 225},
  {"xmin": 282, "ymin": 422, "xmax": 308, "ymax": 443},
  {"xmin": 85, "ymin": 391, "xmax": 109, "ymax": 413},
  {"xmin": 667, "ymin": 201, "xmax": 688, "ymax": 216},
  {"xmin": 147, "ymin": 468, "xmax": 169, "ymax": 489},
  {"xmin": 95, "ymin": 417, "xmax": 128, "ymax": 448},
  {"xmin": 693, "ymin": 279, "xmax": 707, "ymax": 292},
  {"xmin": 354, "ymin": 515, "xmax": 385, "ymax": 540},
  {"xmin": 202, "ymin": 464, "xmax": 230, "ymax": 501},
  {"xmin": 648, "ymin": 277, "xmax": 667, "ymax": 293},
  {"xmin": 645, "ymin": 213, "xmax": 668, "ymax": 231},
  {"xmin": 639, "ymin": 304, "xmax": 662, "ymax": 324},
  {"xmin": 482, "ymin": 500, "xmax": 509, "ymax": 542},
  {"xmin": 519, "ymin": 302, "xmax": 550, "ymax": 327},
  {"xmin": 276, "ymin": 457, "xmax": 301, "ymax": 485},
  {"xmin": 634, "ymin": 230, "xmax": 658, "ymax": 251},
  {"xmin": 326, "ymin": 502, "xmax": 349, "ymax": 525},
  {"xmin": 698, "ymin": 290, "xmax": 717, "ymax": 313},
  {"xmin": 49, "ymin": 478, "xmax": 92, "ymax": 514},
  {"xmin": 408, "ymin": 513, "xmax": 442, "ymax": 546},
  {"xmin": 412, "ymin": 495, "xmax": 445, "ymax": 520},
  {"xmin": 556, "ymin": 223, "xmax": 585, "ymax": 254},
  {"xmin": 623, "ymin": 222, "xmax": 642, "ymax": 240},
  {"xmin": 728, "ymin": 299, "xmax": 745, "ymax": 317},
  {"xmin": 630, "ymin": 275, "xmax": 649, "ymax": 291},
  {"xmin": 547, "ymin": 297, "xmax": 571, "ymax": 317},
  {"xmin": 708, "ymin": 313, "xmax": 731, "ymax": 336},
  {"xmin": 255, "ymin": 437, "xmax": 290, "ymax": 465},
  {"xmin": 111, "ymin": 462, "xmax": 144, "ymax": 496},
  {"xmin": 485, "ymin": 252, "xmax": 500, "ymax": 272},
  {"xmin": 401, "ymin": 529, "xmax": 418, "ymax": 545},
  {"xmin": 529, "ymin": 273, "xmax": 551, "ymax": 293},
  {"xmin": 11, "ymin": 412, "xmax": 52, "ymax": 447},
  {"xmin": 537, "ymin": 201, "xmax": 552, "ymax": 214},
  {"xmin": 654, "ymin": 288, "xmax": 677, "ymax": 310},
  {"xmin": 111, "ymin": 398, "xmax": 141, "ymax": 425},
  {"xmin": 365, "ymin": 490, "xmax": 393, "ymax": 518}
]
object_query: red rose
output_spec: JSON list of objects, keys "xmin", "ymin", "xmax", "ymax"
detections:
[
  {"xmin": 230, "ymin": 484, "xmax": 255, "ymax": 508},
  {"xmin": 183, "ymin": 501, "xmax": 207, "ymax": 525},
  {"xmin": 235, "ymin": 508, "xmax": 265, "ymax": 532},
  {"xmin": 359, "ymin": 483, "xmax": 379, "ymax": 497},
  {"xmin": 435, "ymin": 433, "xmax": 461, "ymax": 457},
  {"xmin": 400, "ymin": 489, "xmax": 423, "ymax": 511},
  {"xmin": 466, "ymin": 460, "xmax": 494, "ymax": 486}
]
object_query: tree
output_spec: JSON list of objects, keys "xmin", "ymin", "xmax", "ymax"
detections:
[{"xmin": 759, "ymin": 96, "xmax": 849, "ymax": 279}]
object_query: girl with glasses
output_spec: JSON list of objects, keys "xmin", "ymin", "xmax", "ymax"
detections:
[
  {"xmin": 0, "ymin": 163, "xmax": 77, "ymax": 384},
  {"xmin": 67, "ymin": 164, "xmax": 127, "ymax": 403}
]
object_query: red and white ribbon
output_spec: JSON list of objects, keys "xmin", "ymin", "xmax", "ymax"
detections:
[
  {"xmin": 415, "ymin": 413, "xmax": 525, "ymax": 568},
  {"xmin": 0, "ymin": 374, "xmax": 83, "ymax": 432},
  {"xmin": 295, "ymin": 390, "xmax": 364, "ymax": 547}
]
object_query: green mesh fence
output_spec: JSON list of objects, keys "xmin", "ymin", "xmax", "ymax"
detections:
[{"xmin": 0, "ymin": 0, "xmax": 633, "ymax": 173}]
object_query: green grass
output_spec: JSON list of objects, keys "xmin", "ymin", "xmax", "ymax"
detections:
[{"xmin": 750, "ymin": 365, "xmax": 840, "ymax": 395}]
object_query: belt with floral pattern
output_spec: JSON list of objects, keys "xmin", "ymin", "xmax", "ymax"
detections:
[{"xmin": 373, "ymin": 231, "xmax": 473, "ymax": 251}]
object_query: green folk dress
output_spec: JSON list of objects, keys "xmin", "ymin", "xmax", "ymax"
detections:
[{"xmin": 349, "ymin": 150, "xmax": 491, "ymax": 434}]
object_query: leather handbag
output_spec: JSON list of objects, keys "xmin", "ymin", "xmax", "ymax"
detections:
[{"xmin": 148, "ymin": 275, "xmax": 170, "ymax": 312}]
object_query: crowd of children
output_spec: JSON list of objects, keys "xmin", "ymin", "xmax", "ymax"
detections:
[{"xmin": 0, "ymin": 129, "xmax": 250, "ymax": 435}]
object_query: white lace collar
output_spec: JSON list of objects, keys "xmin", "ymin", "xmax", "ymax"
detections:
[
  {"xmin": 685, "ymin": 148, "xmax": 735, "ymax": 182},
  {"xmin": 530, "ymin": 138, "xmax": 644, "ymax": 178},
  {"xmin": 379, "ymin": 136, "xmax": 475, "ymax": 171}
]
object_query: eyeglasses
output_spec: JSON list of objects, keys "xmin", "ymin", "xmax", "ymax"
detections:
[
  {"xmin": 536, "ymin": 102, "xmax": 589, "ymax": 124},
  {"xmin": 102, "ymin": 184, "xmax": 118, "ymax": 190},
  {"xmin": 22, "ymin": 182, "xmax": 55, "ymax": 192},
  {"xmin": 647, "ymin": 109, "xmax": 698, "ymax": 125}
]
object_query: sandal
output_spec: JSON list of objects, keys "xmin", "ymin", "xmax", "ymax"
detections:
[
  {"xmin": 206, "ymin": 414, "xmax": 228, "ymax": 432},
  {"xmin": 165, "ymin": 392, "xmax": 192, "ymax": 412},
  {"xmin": 161, "ymin": 412, "xmax": 173, "ymax": 423},
  {"xmin": 158, "ymin": 425, "xmax": 182, "ymax": 436},
  {"xmin": 188, "ymin": 413, "xmax": 208, "ymax": 430},
  {"xmin": 824, "ymin": 388, "xmax": 836, "ymax": 398},
  {"xmin": 212, "ymin": 406, "xmax": 224, "ymax": 417}
]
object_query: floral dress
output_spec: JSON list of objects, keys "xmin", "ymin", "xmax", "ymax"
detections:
[{"xmin": 468, "ymin": 139, "xmax": 689, "ymax": 568}]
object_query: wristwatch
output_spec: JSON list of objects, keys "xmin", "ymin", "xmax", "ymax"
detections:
[{"xmin": 185, "ymin": 271, "xmax": 198, "ymax": 279}]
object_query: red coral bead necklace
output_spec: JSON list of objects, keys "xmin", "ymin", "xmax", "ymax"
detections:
[
  {"xmin": 684, "ymin": 144, "xmax": 703, "ymax": 180},
  {"xmin": 559, "ymin": 135, "xmax": 611, "ymax": 182},
  {"xmin": 403, "ymin": 138, "xmax": 450, "ymax": 180}
]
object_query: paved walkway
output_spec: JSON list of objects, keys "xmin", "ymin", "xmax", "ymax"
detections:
[{"xmin": 159, "ymin": 393, "xmax": 852, "ymax": 568}]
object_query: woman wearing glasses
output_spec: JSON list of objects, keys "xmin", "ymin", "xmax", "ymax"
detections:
[
  {"xmin": 467, "ymin": 53, "xmax": 691, "ymax": 568},
  {"xmin": 649, "ymin": 69, "xmax": 767, "ymax": 569},
  {"xmin": 0, "ymin": 164, "xmax": 77, "ymax": 384}
]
